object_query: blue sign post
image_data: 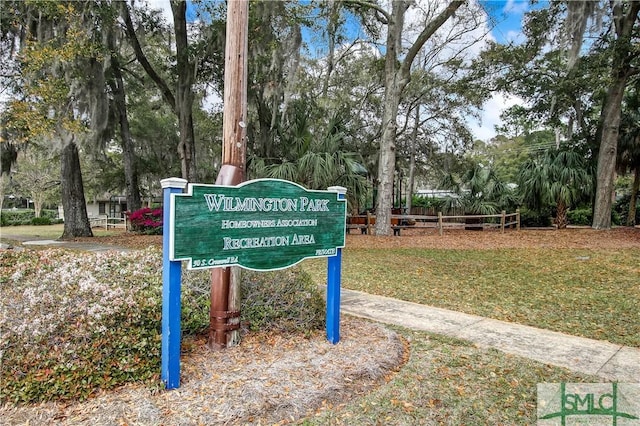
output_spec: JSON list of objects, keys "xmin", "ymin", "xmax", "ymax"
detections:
[
  {"xmin": 160, "ymin": 177, "xmax": 188, "ymax": 389},
  {"xmin": 326, "ymin": 186, "xmax": 346, "ymax": 344},
  {"xmin": 160, "ymin": 178, "xmax": 346, "ymax": 389}
]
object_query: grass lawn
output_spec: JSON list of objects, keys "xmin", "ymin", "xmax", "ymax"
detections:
[
  {"xmin": 303, "ymin": 329, "xmax": 599, "ymax": 425},
  {"xmin": 0, "ymin": 224, "xmax": 122, "ymax": 240},
  {"xmin": 304, "ymin": 247, "xmax": 640, "ymax": 347},
  {"xmin": 301, "ymin": 240, "xmax": 638, "ymax": 423}
]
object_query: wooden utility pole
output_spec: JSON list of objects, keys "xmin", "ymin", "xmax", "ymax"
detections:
[{"xmin": 209, "ymin": 0, "xmax": 249, "ymax": 350}]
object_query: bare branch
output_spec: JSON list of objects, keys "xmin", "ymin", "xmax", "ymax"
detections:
[
  {"xmin": 343, "ymin": 0, "xmax": 391, "ymax": 24},
  {"xmin": 120, "ymin": 2, "xmax": 176, "ymax": 111},
  {"xmin": 402, "ymin": 1, "xmax": 466, "ymax": 80}
]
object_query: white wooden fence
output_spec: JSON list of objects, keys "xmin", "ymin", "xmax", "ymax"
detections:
[
  {"xmin": 89, "ymin": 215, "xmax": 127, "ymax": 230},
  {"xmin": 347, "ymin": 209, "xmax": 521, "ymax": 235}
]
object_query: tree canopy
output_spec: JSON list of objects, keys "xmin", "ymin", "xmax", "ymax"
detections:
[{"xmin": 1, "ymin": 0, "xmax": 638, "ymax": 234}]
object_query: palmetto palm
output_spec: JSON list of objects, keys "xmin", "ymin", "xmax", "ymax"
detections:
[
  {"xmin": 250, "ymin": 109, "xmax": 368, "ymax": 209},
  {"xmin": 441, "ymin": 163, "xmax": 517, "ymax": 215},
  {"xmin": 518, "ymin": 149, "xmax": 592, "ymax": 229}
]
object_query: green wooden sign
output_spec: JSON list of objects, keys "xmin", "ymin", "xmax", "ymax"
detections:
[{"xmin": 169, "ymin": 179, "xmax": 347, "ymax": 271}]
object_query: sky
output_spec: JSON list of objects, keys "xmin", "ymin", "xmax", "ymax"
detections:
[
  {"xmin": 467, "ymin": 0, "xmax": 541, "ymax": 141},
  {"xmin": 148, "ymin": 0, "xmax": 539, "ymax": 142},
  {"xmin": 481, "ymin": 0, "xmax": 533, "ymax": 45}
]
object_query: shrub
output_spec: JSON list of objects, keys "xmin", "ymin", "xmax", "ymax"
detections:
[
  {"xmin": 567, "ymin": 208, "xmax": 592, "ymax": 226},
  {"xmin": 127, "ymin": 207, "xmax": 163, "ymax": 235},
  {"xmin": 0, "ymin": 209, "xmax": 59, "ymax": 226},
  {"xmin": 0, "ymin": 209, "xmax": 33, "ymax": 225},
  {"xmin": 611, "ymin": 209, "xmax": 622, "ymax": 226},
  {"xmin": 1, "ymin": 248, "xmax": 325, "ymax": 403},
  {"xmin": 519, "ymin": 207, "xmax": 552, "ymax": 227},
  {"xmin": 0, "ymin": 248, "xmax": 167, "ymax": 403},
  {"xmin": 181, "ymin": 267, "xmax": 325, "ymax": 335},
  {"xmin": 41, "ymin": 209, "xmax": 59, "ymax": 220},
  {"xmin": 566, "ymin": 207, "xmax": 624, "ymax": 226},
  {"xmin": 240, "ymin": 268, "xmax": 325, "ymax": 333},
  {"xmin": 614, "ymin": 194, "xmax": 639, "ymax": 226},
  {"xmin": 411, "ymin": 195, "xmax": 445, "ymax": 210},
  {"xmin": 31, "ymin": 217, "xmax": 52, "ymax": 226}
]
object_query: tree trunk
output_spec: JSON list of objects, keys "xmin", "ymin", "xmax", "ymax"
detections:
[
  {"xmin": 373, "ymin": 0, "xmax": 465, "ymax": 235},
  {"xmin": 406, "ymin": 106, "xmax": 419, "ymax": 213},
  {"xmin": 33, "ymin": 193, "xmax": 44, "ymax": 218},
  {"xmin": 0, "ymin": 175, "xmax": 7, "ymax": 212},
  {"xmin": 34, "ymin": 203, "xmax": 42, "ymax": 218},
  {"xmin": 279, "ymin": 27, "xmax": 301, "ymax": 125},
  {"xmin": 628, "ymin": 167, "xmax": 639, "ymax": 226},
  {"xmin": 592, "ymin": 1, "xmax": 640, "ymax": 229},
  {"xmin": 555, "ymin": 199, "xmax": 568, "ymax": 229},
  {"xmin": 171, "ymin": 0, "xmax": 197, "ymax": 181},
  {"xmin": 374, "ymin": 1, "xmax": 405, "ymax": 236},
  {"xmin": 322, "ymin": 0, "xmax": 339, "ymax": 98},
  {"xmin": 255, "ymin": 98, "xmax": 274, "ymax": 160},
  {"xmin": 60, "ymin": 139, "xmax": 93, "ymax": 239},
  {"xmin": 109, "ymin": 52, "xmax": 142, "ymax": 213},
  {"xmin": 592, "ymin": 77, "xmax": 626, "ymax": 229},
  {"xmin": 176, "ymin": 103, "xmax": 196, "ymax": 181},
  {"xmin": 122, "ymin": 1, "xmax": 197, "ymax": 182}
]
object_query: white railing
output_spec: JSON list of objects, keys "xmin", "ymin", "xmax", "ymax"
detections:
[{"xmin": 89, "ymin": 215, "xmax": 127, "ymax": 230}]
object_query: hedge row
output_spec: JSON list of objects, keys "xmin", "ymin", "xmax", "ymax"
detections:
[{"xmin": 0, "ymin": 209, "xmax": 62, "ymax": 226}]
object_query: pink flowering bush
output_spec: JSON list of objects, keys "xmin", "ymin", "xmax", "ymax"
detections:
[{"xmin": 127, "ymin": 207, "xmax": 163, "ymax": 235}]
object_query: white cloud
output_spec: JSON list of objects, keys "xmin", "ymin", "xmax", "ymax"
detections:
[
  {"xmin": 400, "ymin": 1, "xmax": 518, "ymax": 142},
  {"xmin": 467, "ymin": 93, "xmax": 522, "ymax": 141},
  {"xmin": 142, "ymin": 0, "xmax": 524, "ymax": 142},
  {"xmin": 505, "ymin": 29, "xmax": 526, "ymax": 44},
  {"xmin": 143, "ymin": 0, "xmax": 173, "ymax": 25},
  {"xmin": 360, "ymin": 1, "xmax": 519, "ymax": 143},
  {"xmin": 503, "ymin": 0, "xmax": 530, "ymax": 15}
]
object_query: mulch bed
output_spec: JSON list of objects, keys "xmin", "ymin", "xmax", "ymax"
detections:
[{"xmin": 1, "ymin": 319, "xmax": 406, "ymax": 425}]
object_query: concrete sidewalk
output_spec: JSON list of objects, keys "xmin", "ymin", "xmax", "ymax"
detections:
[{"xmin": 339, "ymin": 288, "xmax": 640, "ymax": 383}]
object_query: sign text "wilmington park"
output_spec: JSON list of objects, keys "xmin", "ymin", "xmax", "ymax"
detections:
[{"xmin": 169, "ymin": 179, "xmax": 346, "ymax": 271}]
